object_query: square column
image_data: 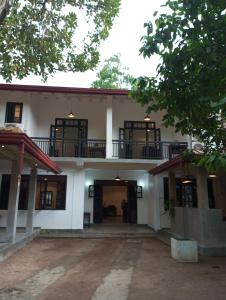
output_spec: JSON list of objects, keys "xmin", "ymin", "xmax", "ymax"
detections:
[
  {"xmin": 106, "ymin": 95, "xmax": 113, "ymax": 158},
  {"xmin": 196, "ymin": 167, "xmax": 209, "ymax": 244},
  {"xmin": 26, "ymin": 168, "xmax": 37, "ymax": 235},
  {"xmin": 6, "ymin": 160, "xmax": 22, "ymax": 243},
  {"xmin": 71, "ymin": 168, "xmax": 85, "ymax": 229},
  {"xmin": 153, "ymin": 175, "xmax": 161, "ymax": 231},
  {"xmin": 169, "ymin": 171, "xmax": 177, "ymax": 207}
]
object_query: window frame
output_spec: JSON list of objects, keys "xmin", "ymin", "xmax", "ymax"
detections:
[
  {"xmin": 5, "ymin": 102, "xmax": 23, "ymax": 124},
  {"xmin": 0, "ymin": 174, "xmax": 67, "ymax": 211}
]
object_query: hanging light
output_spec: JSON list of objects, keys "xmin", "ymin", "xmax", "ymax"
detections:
[
  {"xmin": 67, "ymin": 98, "xmax": 75, "ymax": 118},
  {"xmin": 144, "ymin": 114, "xmax": 151, "ymax": 121},
  {"xmin": 182, "ymin": 176, "xmax": 192, "ymax": 184},
  {"xmin": 67, "ymin": 111, "xmax": 75, "ymax": 118},
  {"xmin": 208, "ymin": 173, "xmax": 217, "ymax": 178},
  {"xmin": 114, "ymin": 175, "xmax": 121, "ymax": 181}
]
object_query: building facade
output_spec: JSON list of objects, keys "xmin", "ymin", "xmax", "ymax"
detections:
[{"xmin": 0, "ymin": 84, "xmax": 188, "ymax": 231}]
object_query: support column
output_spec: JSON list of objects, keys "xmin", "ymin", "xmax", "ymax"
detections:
[
  {"xmin": 26, "ymin": 168, "xmax": 37, "ymax": 235},
  {"xmin": 169, "ymin": 171, "xmax": 177, "ymax": 207},
  {"xmin": 153, "ymin": 175, "xmax": 161, "ymax": 231},
  {"xmin": 72, "ymin": 168, "xmax": 85, "ymax": 229},
  {"xmin": 6, "ymin": 160, "xmax": 22, "ymax": 243},
  {"xmin": 106, "ymin": 95, "xmax": 113, "ymax": 158},
  {"xmin": 196, "ymin": 167, "xmax": 209, "ymax": 245},
  {"xmin": 196, "ymin": 167, "xmax": 209, "ymax": 209}
]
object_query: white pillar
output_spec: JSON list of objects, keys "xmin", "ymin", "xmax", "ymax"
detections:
[
  {"xmin": 153, "ymin": 175, "xmax": 161, "ymax": 231},
  {"xmin": 72, "ymin": 168, "xmax": 85, "ymax": 229},
  {"xmin": 106, "ymin": 95, "xmax": 113, "ymax": 158},
  {"xmin": 187, "ymin": 135, "xmax": 192, "ymax": 149},
  {"xmin": 196, "ymin": 167, "xmax": 209, "ymax": 245},
  {"xmin": 26, "ymin": 168, "xmax": 37, "ymax": 235},
  {"xmin": 6, "ymin": 160, "xmax": 21, "ymax": 243}
]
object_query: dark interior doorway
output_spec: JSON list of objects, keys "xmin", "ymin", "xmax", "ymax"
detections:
[{"xmin": 93, "ymin": 180, "xmax": 137, "ymax": 224}]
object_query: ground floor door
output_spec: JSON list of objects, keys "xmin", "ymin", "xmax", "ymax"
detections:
[{"xmin": 93, "ymin": 180, "xmax": 137, "ymax": 224}]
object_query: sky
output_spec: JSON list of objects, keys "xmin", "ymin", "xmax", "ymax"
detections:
[{"xmin": 10, "ymin": 0, "xmax": 167, "ymax": 88}]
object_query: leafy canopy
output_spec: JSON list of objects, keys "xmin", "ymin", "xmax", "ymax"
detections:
[
  {"xmin": 0, "ymin": 0, "xmax": 121, "ymax": 81},
  {"xmin": 132, "ymin": 0, "xmax": 226, "ymax": 159},
  {"xmin": 91, "ymin": 53, "xmax": 134, "ymax": 89}
]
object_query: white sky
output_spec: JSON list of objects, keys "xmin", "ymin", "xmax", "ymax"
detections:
[{"xmin": 8, "ymin": 0, "xmax": 167, "ymax": 88}]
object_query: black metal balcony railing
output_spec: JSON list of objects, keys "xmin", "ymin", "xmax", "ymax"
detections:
[
  {"xmin": 32, "ymin": 138, "xmax": 187, "ymax": 160},
  {"xmin": 113, "ymin": 140, "xmax": 187, "ymax": 160},
  {"xmin": 32, "ymin": 138, "xmax": 106, "ymax": 158}
]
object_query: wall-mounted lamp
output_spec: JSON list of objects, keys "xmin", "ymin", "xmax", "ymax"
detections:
[
  {"xmin": 114, "ymin": 175, "xmax": 121, "ymax": 181},
  {"xmin": 88, "ymin": 185, "xmax": 94, "ymax": 197}
]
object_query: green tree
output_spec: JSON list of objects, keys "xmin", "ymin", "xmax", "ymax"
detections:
[
  {"xmin": 132, "ymin": 0, "xmax": 226, "ymax": 171},
  {"xmin": 0, "ymin": 0, "xmax": 120, "ymax": 81},
  {"xmin": 91, "ymin": 53, "xmax": 134, "ymax": 89}
]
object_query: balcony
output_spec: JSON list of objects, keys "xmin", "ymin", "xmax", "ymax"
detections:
[
  {"xmin": 32, "ymin": 138, "xmax": 187, "ymax": 160},
  {"xmin": 32, "ymin": 138, "xmax": 106, "ymax": 158},
  {"xmin": 113, "ymin": 140, "xmax": 187, "ymax": 160}
]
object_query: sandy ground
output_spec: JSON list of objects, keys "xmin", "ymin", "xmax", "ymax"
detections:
[{"xmin": 0, "ymin": 238, "xmax": 226, "ymax": 300}]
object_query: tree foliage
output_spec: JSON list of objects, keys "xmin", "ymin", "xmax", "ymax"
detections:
[
  {"xmin": 0, "ymin": 0, "xmax": 121, "ymax": 81},
  {"xmin": 91, "ymin": 53, "xmax": 134, "ymax": 89},
  {"xmin": 132, "ymin": 0, "xmax": 226, "ymax": 158}
]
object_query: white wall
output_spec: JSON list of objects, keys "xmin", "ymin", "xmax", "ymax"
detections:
[
  {"xmin": 0, "ymin": 90, "xmax": 186, "ymax": 144},
  {"xmin": 112, "ymin": 97, "xmax": 185, "ymax": 142},
  {"xmin": 84, "ymin": 169, "xmax": 150, "ymax": 225},
  {"xmin": 0, "ymin": 161, "xmax": 86, "ymax": 230}
]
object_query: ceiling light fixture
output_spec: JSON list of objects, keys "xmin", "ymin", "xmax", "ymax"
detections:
[
  {"xmin": 67, "ymin": 111, "xmax": 75, "ymax": 118},
  {"xmin": 208, "ymin": 173, "xmax": 217, "ymax": 178},
  {"xmin": 144, "ymin": 114, "xmax": 151, "ymax": 121},
  {"xmin": 67, "ymin": 98, "xmax": 75, "ymax": 118},
  {"xmin": 182, "ymin": 176, "xmax": 192, "ymax": 184},
  {"xmin": 114, "ymin": 175, "xmax": 121, "ymax": 181}
]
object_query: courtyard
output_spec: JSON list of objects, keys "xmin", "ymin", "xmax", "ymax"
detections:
[{"xmin": 0, "ymin": 238, "xmax": 226, "ymax": 300}]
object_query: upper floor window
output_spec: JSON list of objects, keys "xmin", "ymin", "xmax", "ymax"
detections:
[{"xmin": 5, "ymin": 102, "xmax": 23, "ymax": 123}]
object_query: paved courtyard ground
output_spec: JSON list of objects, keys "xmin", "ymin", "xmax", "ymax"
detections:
[{"xmin": 0, "ymin": 238, "xmax": 226, "ymax": 300}]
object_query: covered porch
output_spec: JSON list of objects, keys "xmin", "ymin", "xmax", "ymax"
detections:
[
  {"xmin": 151, "ymin": 155, "xmax": 226, "ymax": 255},
  {"xmin": 0, "ymin": 131, "xmax": 61, "ymax": 251}
]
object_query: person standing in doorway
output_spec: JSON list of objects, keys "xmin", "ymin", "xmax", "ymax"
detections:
[{"xmin": 121, "ymin": 199, "xmax": 128, "ymax": 223}]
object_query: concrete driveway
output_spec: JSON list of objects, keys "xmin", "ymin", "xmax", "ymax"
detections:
[{"xmin": 0, "ymin": 238, "xmax": 226, "ymax": 300}]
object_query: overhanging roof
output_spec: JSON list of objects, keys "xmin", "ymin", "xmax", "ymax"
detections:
[
  {"xmin": 0, "ymin": 132, "xmax": 61, "ymax": 174},
  {"xmin": 0, "ymin": 83, "xmax": 129, "ymax": 96},
  {"xmin": 150, "ymin": 155, "xmax": 183, "ymax": 175}
]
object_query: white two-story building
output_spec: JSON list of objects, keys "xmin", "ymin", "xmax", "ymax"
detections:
[{"xmin": 0, "ymin": 84, "xmax": 188, "ymax": 240}]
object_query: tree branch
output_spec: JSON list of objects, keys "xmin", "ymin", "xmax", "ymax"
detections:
[{"xmin": 0, "ymin": 0, "xmax": 11, "ymax": 24}]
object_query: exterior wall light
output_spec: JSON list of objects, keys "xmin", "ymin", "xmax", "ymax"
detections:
[{"xmin": 114, "ymin": 175, "xmax": 121, "ymax": 181}]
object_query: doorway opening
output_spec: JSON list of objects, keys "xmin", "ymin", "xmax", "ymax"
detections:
[{"xmin": 93, "ymin": 180, "xmax": 137, "ymax": 224}]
